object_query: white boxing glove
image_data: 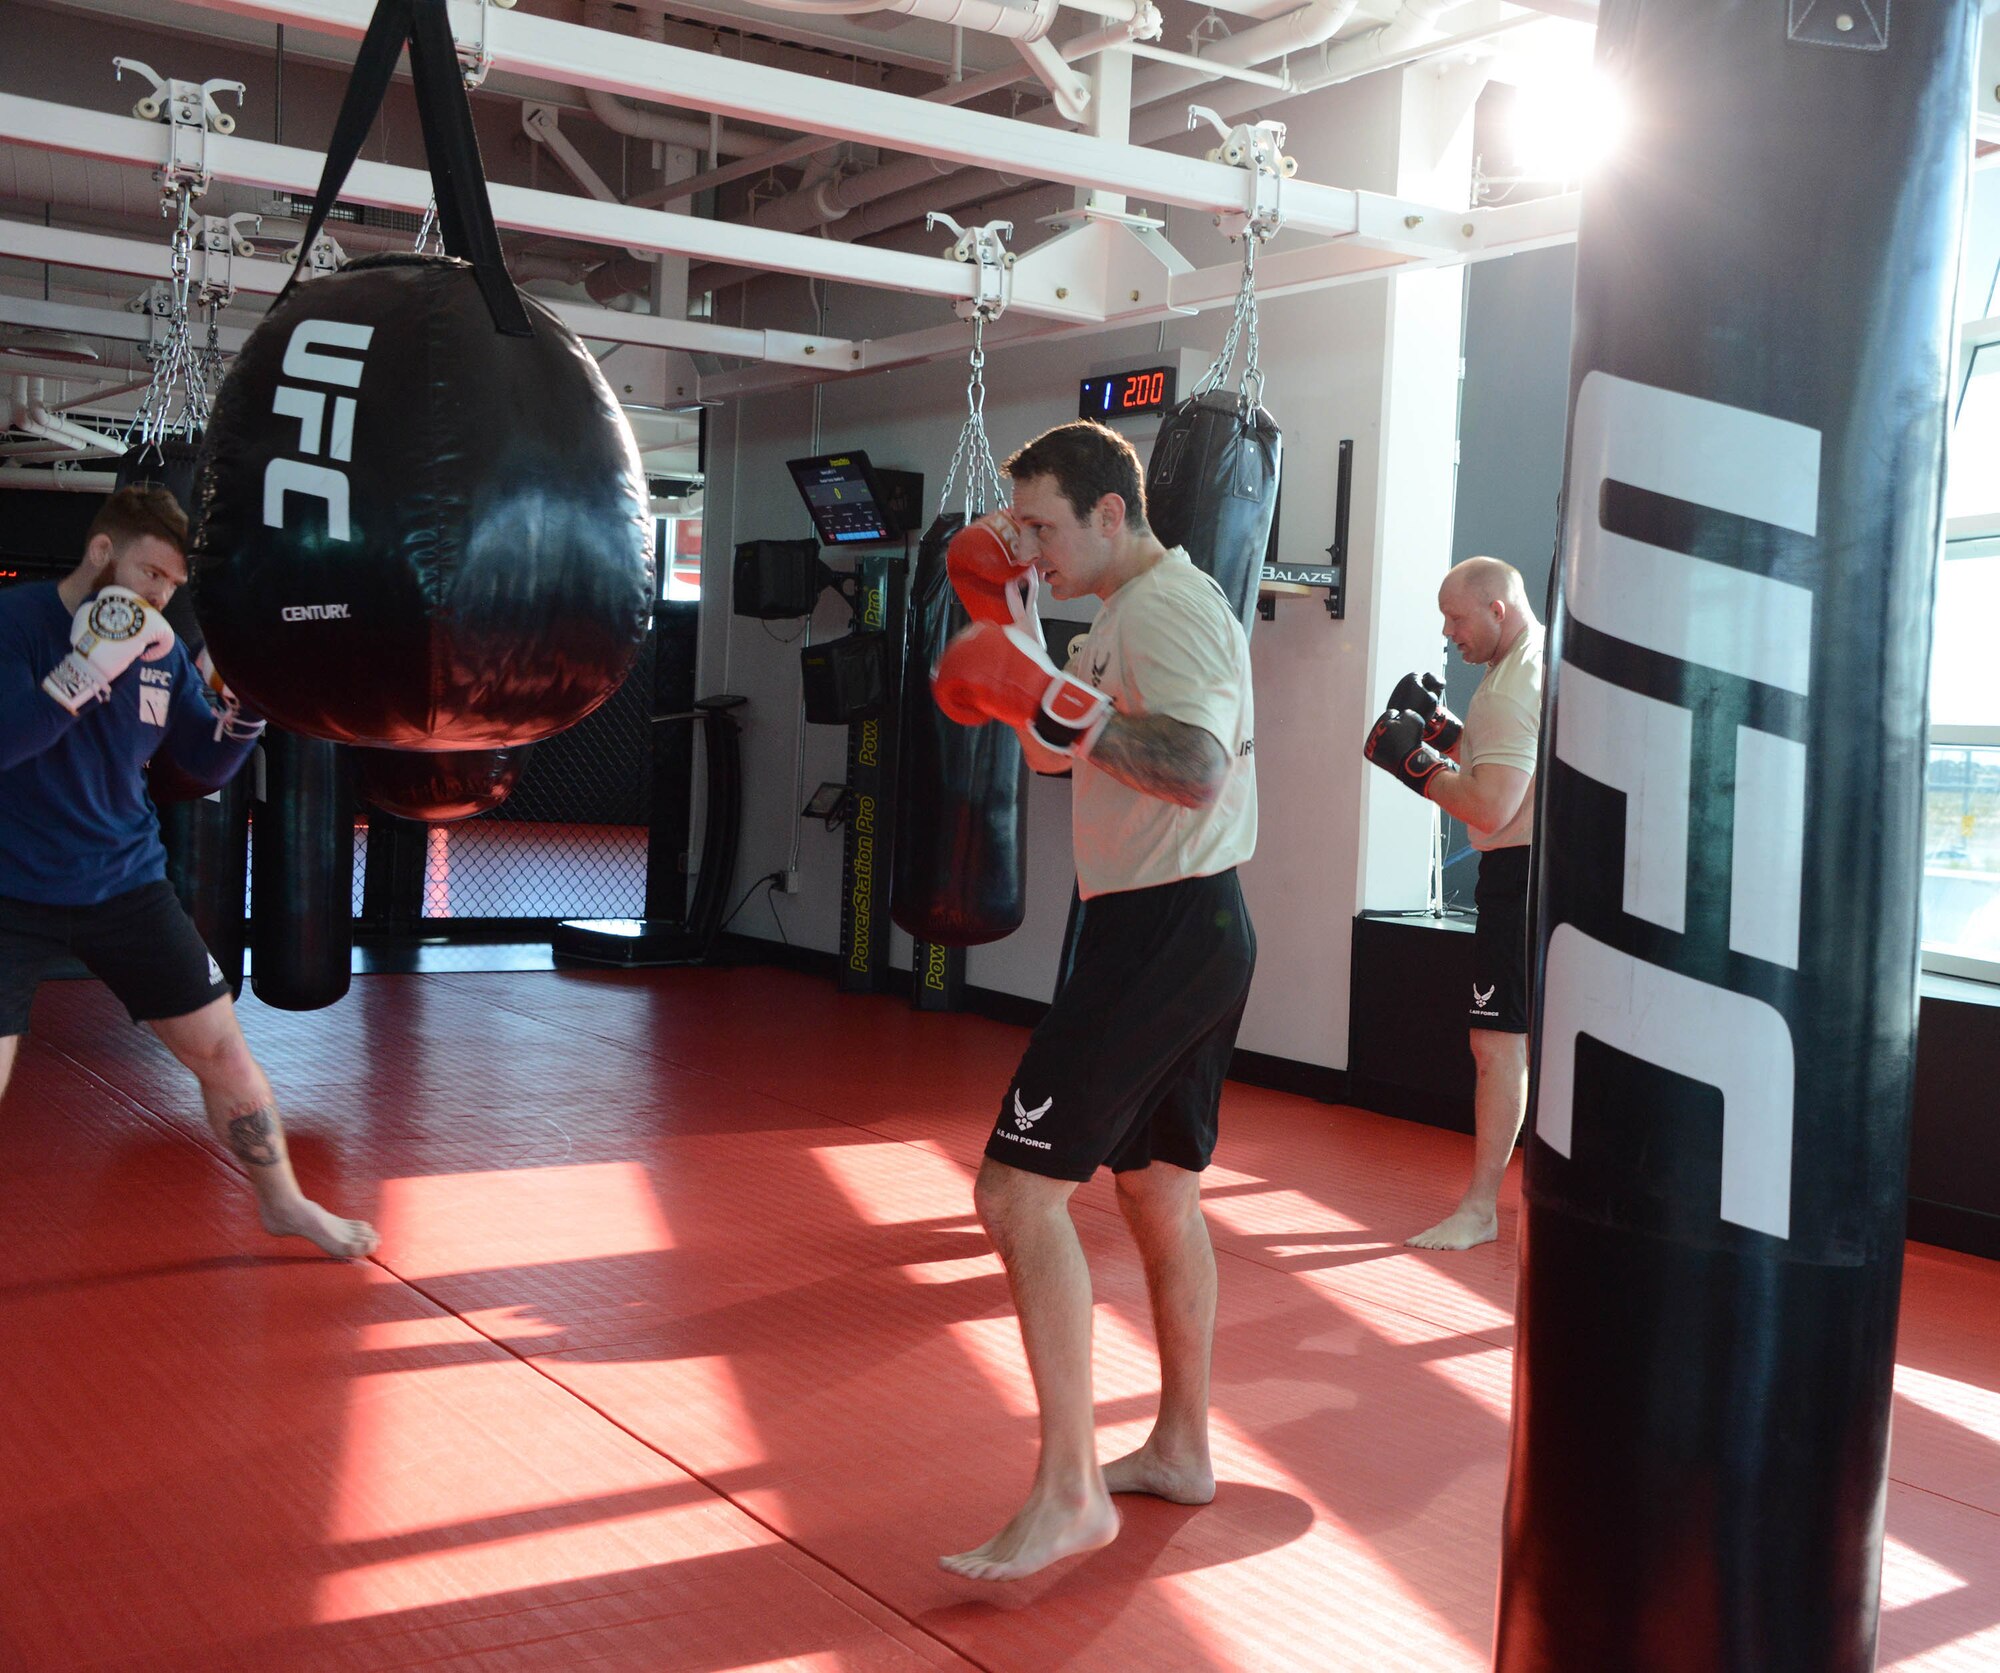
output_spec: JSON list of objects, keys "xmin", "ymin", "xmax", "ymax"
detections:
[{"xmin": 41, "ymin": 586, "xmax": 177, "ymax": 714}]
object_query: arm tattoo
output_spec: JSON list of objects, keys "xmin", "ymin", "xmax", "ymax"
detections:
[
  {"xmin": 227, "ymin": 1106, "xmax": 282, "ymax": 1168},
  {"xmin": 1087, "ymin": 713, "xmax": 1228, "ymax": 807}
]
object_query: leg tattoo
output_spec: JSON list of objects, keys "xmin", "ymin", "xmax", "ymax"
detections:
[{"xmin": 227, "ymin": 1106, "xmax": 282, "ymax": 1168}]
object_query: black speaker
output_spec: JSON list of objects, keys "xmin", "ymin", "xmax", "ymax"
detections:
[
  {"xmin": 801, "ymin": 632, "xmax": 889, "ymax": 724},
  {"xmin": 733, "ymin": 538, "xmax": 827, "ymax": 619}
]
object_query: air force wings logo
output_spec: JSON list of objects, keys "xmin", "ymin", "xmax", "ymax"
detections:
[
  {"xmin": 1473, "ymin": 983, "xmax": 1496, "ymax": 1012},
  {"xmin": 1013, "ymin": 1090, "xmax": 1052, "ymax": 1131}
]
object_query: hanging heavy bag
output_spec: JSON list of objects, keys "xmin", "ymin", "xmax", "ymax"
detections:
[
  {"xmin": 159, "ymin": 773, "xmax": 251, "ymax": 998},
  {"xmin": 251, "ymin": 727, "xmax": 353, "ymax": 1012},
  {"xmin": 1495, "ymin": 5, "xmax": 1981, "ymax": 1671},
  {"xmin": 123, "ymin": 451, "xmax": 256, "ymax": 986},
  {"xmin": 192, "ymin": 0, "xmax": 653, "ymax": 750},
  {"xmin": 355, "ymin": 744, "xmax": 532, "ymax": 823},
  {"xmin": 891, "ymin": 513, "xmax": 1029, "ymax": 947},
  {"xmin": 1146, "ymin": 246, "xmax": 1280, "ymax": 635},
  {"xmin": 114, "ymin": 436, "xmax": 202, "ymax": 515},
  {"xmin": 1146, "ymin": 391, "xmax": 1280, "ymax": 636}
]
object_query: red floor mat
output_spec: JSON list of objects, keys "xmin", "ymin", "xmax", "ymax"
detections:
[{"xmin": 5, "ymin": 967, "xmax": 1998, "ymax": 1671}]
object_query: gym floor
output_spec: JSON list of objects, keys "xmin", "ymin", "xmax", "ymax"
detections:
[{"xmin": 3, "ymin": 966, "xmax": 1996, "ymax": 1672}]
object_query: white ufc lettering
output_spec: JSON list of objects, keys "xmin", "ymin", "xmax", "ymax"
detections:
[
  {"xmin": 263, "ymin": 319, "xmax": 373, "ymax": 542},
  {"xmin": 1541, "ymin": 371, "xmax": 1819, "ymax": 1240}
]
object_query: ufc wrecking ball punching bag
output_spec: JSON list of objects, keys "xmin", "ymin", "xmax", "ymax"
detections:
[
  {"xmin": 191, "ymin": 0, "xmax": 652, "ymax": 750},
  {"xmin": 892, "ymin": 514, "xmax": 1030, "ymax": 946},
  {"xmin": 1497, "ymin": 6, "xmax": 1980, "ymax": 1673}
]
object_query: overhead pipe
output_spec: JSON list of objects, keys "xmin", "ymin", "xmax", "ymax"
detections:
[
  {"xmin": 0, "ymin": 465, "xmax": 119, "ymax": 490},
  {"xmin": 1127, "ymin": 5, "xmax": 1542, "ymax": 144},
  {"xmin": 721, "ymin": 0, "xmax": 1144, "ymax": 42},
  {"xmin": 581, "ymin": 1, "xmax": 788, "ymax": 157},
  {"xmin": 1016, "ymin": 34, "xmax": 1094, "ymax": 120},
  {"xmin": 4, "ymin": 378, "xmax": 118, "ymax": 458},
  {"xmin": 1124, "ymin": 0, "xmax": 1365, "ymax": 109},
  {"xmin": 686, "ymin": 11, "xmax": 1154, "ymax": 281}
]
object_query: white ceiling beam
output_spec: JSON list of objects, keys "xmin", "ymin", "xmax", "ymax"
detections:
[
  {"xmin": 0, "ymin": 217, "xmax": 865, "ymax": 366},
  {"xmin": 172, "ymin": 0, "xmax": 1368, "ymax": 238},
  {"xmin": 0, "ymin": 94, "xmax": 1090, "ymax": 319},
  {"xmin": 700, "ymin": 192, "xmax": 1584, "ymax": 399}
]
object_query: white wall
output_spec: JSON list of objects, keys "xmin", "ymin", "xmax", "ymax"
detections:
[{"xmin": 697, "ymin": 63, "xmax": 1482, "ymax": 1069}]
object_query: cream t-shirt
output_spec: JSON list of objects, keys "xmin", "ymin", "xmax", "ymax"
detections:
[
  {"xmin": 1065, "ymin": 547, "xmax": 1256, "ymax": 899},
  {"xmin": 1461, "ymin": 622, "xmax": 1543, "ymax": 852}
]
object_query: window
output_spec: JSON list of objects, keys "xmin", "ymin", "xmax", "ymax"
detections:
[
  {"xmin": 656, "ymin": 512, "xmax": 702, "ymax": 603},
  {"xmin": 1921, "ymin": 195, "xmax": 2000, "ymax": 982}
]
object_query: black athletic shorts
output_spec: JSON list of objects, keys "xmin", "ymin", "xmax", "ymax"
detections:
[
  {"xmin": 0, "ymin": 880, "xmax": 230, "ymax": 1037},
  {"xmin": 988, "ymin": 869, "xmax": 1256, "ymax": 1182},
  {"xmin": 1470, "ymin": 845, "xmax": 1531, "ymax": 1034}
]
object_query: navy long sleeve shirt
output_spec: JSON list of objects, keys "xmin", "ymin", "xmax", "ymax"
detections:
[{"xmin": 1, "ymin": 583, "xmax": 255, "ymax": 905}]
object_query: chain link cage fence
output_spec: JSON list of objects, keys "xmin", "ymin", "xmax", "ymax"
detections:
[{"xmin": 417, "ymin": 631, "xmax": 656, "ymax": 922}]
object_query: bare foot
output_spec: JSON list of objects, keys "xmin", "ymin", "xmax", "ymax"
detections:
[
  {"xmin": 1405, "ymin": 1204, "xmax": 1498, "ymax": 1251},
  {"xmin": 939, "ymin": 1481, "xmax": 1120, "ymax": 1582},
  {"xmin": 1102, "ymin": 1441, "xmax": 1215, "ymax": 1505},
  {"xmin": 259, "ymin": 1195, "xmax": 380, "ymax": 1261}
]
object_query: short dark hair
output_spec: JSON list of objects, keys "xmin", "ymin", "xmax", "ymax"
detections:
[
  {"xmin": 1004, "ymin": 420, "xmax": 1150, "ymax": 534},
  {"xmin": 86, "ymin": 484, "xmax": 189, "ymax": 556}
]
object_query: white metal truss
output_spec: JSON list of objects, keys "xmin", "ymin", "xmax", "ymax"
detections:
[
  {"xmin": 0, "ymin": 86, "xmax": 1577, "ymax": 342},
  {"xmin": 702, "ymin": 191, "xmax": 1581, "ymax": 398},
  {"xmin": 0, "ymin": 185, "xmax": 1581, "ymax": 405},
  {"xmin": 0, "ymin": 218, "xmax": 854, "ymax": 370},
  {"xmin": 139, "ymin": 0, "xmax": 1378, "ymax": 239}
]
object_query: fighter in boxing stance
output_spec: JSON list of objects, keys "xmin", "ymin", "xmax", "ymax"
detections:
[
  {"xmin": 1364, "ymin": 555, "xmax": 1543, "ymax": 1251},
  {"xmin": 0, "ymin": 485, "xmax": 377, "ymax": 1261},
  {"xmin": 932, "ymin": 420, "xmax": 1258, "ymax": 1581}
]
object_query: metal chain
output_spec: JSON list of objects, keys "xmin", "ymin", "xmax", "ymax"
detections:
[
  {"xmin": 414, "ymin": 197, "xmax": 445, "ymax": 255},
  {"xmin": 937, "ymin": 312, "xmax": 1008, "ymax": 520},
  {"xmin": 1191, "ymin": 233, "xmax": 1264, "ymax": 411},
  {"xmin": 127, "ymin": 181, "xmax": 214, "ymax": 453}
]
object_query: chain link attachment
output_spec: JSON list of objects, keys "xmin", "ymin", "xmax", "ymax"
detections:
[
  {"xmin": 113, "ymin": 57, "xmax": 244, "ymax": 202},
  {"xmin": 928, "ymin": 213, "xmax": 1015, "ymax": 519},
  {"xmin": 125, "ymin": 179, "xmax": 216, "ymax": 454},
  {"xmin": 1187, "ymin": 104, "xmax": 1288, "ymax": 414}
]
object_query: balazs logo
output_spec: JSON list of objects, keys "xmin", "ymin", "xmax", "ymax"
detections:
[
  {"xmin": 263, "ymin": 319, "xmax": 373, "ymax": 543},
  {"xmin": 1538, "ymin": 371, "xmax": 1816, "ymax": 1242}
]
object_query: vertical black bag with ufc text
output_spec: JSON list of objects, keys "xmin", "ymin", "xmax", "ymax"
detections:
[
  {"xmin": 1495, "ymin": 5, "xmax": 1982, "ymax": 1672},
  {"xmin": 1146, "ymin": 391, "xmax": 1280, "ymax": 636},
  {"xmin": 192, "ymin": 0, "xmax": 653, "ymax": 751},
  {"xmin": 891, "ymin": 514, "xmax": 1029, "ymax": 946}
]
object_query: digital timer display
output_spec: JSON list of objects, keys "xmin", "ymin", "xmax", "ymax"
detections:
[{"xmin": 1079, "ymin": 366, "xmax": 1176, "ymax": 421}]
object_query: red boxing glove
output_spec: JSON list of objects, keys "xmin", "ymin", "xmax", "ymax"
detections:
[
  {"xmin": 933, "ymin": 621, "xmax": 1111, "ymax": 756},
  {"xmin": 947, "ymin": 509, "xmax": 1037, "ymax": 629}
]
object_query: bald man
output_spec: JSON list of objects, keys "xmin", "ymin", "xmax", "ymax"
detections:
[{"xmin": 1363, "ymin": 556, "xmax": 1543, "ymax": 1249}]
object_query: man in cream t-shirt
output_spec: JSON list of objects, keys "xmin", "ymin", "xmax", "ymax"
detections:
[
  {"xmin": 927, "ymin": 419, "xmax": 1255, "ymax": 1583},
  {"xmin": 1363, "ymin": 556, "xmax": 1542, "ymax": 1250}
]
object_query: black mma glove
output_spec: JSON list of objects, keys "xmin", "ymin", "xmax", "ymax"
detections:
[
  {"xmin": 1364, "ymin": 707, "xmax": 1458, "ymax": 798},
  {"xmin": 1387, "ymin": 670, "xmax": 1463, "ymax": 753}
]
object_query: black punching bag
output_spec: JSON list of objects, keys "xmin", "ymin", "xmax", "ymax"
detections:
[
  {"xmin": 189, "ymin": 0, "xmax": 653, "ymax": 750},
  {"xmin": 114, "ymin": 436, "xmax": 202, "ymax": 511},
  {"xmin": 160, "ymin": 775, "xmax": 251, "ymax": 998},
  {"xmin": 355, "ymin": 745, "xmax": 530, "ymax": 823},
  {"xmin": 891, "ymin": 514, "xmax": 1029, "ymax": 946},
  {"xmin": 1145, "ymin": 389, "xmax": 1280, "ymax": 634},
  {"xmin": 251, "ymin": 729, "xmax": 353, "ymax": 1012},
  {"xmin": 126, "ymin": 455, "xmax": 254, "ymax": 991},
  {"xmin": 1497, "ymin": 7, "xmax": 1980, "ymax": 1673}
]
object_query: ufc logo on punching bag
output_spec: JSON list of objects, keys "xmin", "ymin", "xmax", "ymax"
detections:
[
  {"xmin": 1538, "ymin": 372, "xmax": 1819, "ymax": 1240},
  {"xmin": 263, "ymin": 320, "xmax": 374, "ymax": 542}
]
